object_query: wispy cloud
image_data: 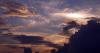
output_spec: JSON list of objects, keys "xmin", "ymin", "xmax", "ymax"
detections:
[{"xmin": 0, "ymin": 1, "xmax": 36, "ymax": 18}]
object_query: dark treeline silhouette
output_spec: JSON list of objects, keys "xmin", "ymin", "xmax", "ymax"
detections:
[
  {"xmin": 68, "ymin": 20, "xmax": 100, "ymax": 53},
  {"xmin": 51, "ymin": 19, "xmax": 100, "ymax": 53}
]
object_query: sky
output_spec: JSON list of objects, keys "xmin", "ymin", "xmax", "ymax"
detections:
[{"xmin": 0, "ymin": 0, "xmax": 100, "ymax": 34}]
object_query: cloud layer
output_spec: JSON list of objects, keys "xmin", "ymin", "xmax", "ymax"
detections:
[{"xmin": 0, "ymin": 0, "xmax": 100, "ymax": 34}]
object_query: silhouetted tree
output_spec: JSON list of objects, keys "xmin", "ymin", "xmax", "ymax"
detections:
[
  {"xmin": 51, "ymin": 49, "xmax": 56, "ymax": 53},
  {"xmin": 24, "ymin": 48, "xmax": 32, "ymax": 53},
  {"xmin": 68, "ymin": 19, "xmax": 100, "ymax": 53},
  {"xmin": 35, "ymin": 51, "xmax": 39, "ymax": 53},
  {"xmin": 56, "ymin": 43, "xmax": 69, "ymax": 53}
]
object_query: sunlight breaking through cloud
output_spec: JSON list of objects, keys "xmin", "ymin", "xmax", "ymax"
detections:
[{"xmin": 0, "ymin": 0, "xmax": 100, "ymax": 34}]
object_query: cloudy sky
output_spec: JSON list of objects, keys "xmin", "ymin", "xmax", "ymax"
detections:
[{"xmin": 0, "ymin": 0, "xmax": 100, "ymax": 34}]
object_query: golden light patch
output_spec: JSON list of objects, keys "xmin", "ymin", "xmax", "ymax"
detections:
[
  {"xmin": 65, "ymin": 13, "xmax": 86, "ymax": 18},
  {"xmin": 53, "ymin": 11, "xmax": 95, "ymax": 20},
  {"xmin": 53, "ymin": 12, "xmax": 88, "ymax": 19}
]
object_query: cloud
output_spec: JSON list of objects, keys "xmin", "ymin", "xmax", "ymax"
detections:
[
  {"xmin": 1, "ymin": 0, "xmax": 100, "ymax": 34},
  {"xmin": 0, "ymin": 36, "xmax": 20, "ymax": 44},
  {"xmin": 0, "ymin": 1, "xmax": 36, "ymax": 18}
]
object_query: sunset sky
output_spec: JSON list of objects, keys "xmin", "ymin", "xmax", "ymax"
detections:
[{"xmin": 0, "ymin": 0, "xmax": 100, "ymax": 34}]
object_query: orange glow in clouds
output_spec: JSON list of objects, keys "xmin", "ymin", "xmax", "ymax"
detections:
[
  {"xmin": 53, "ymin": 12, "xmax": 95, "ymax": 25},
  {"xmin": 53, "ymin": 12, "xmax": 94, "ymax": 20},
  {"xmin": 65, "ymin": 13, "xmax": 86, "ymax": 18}
]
